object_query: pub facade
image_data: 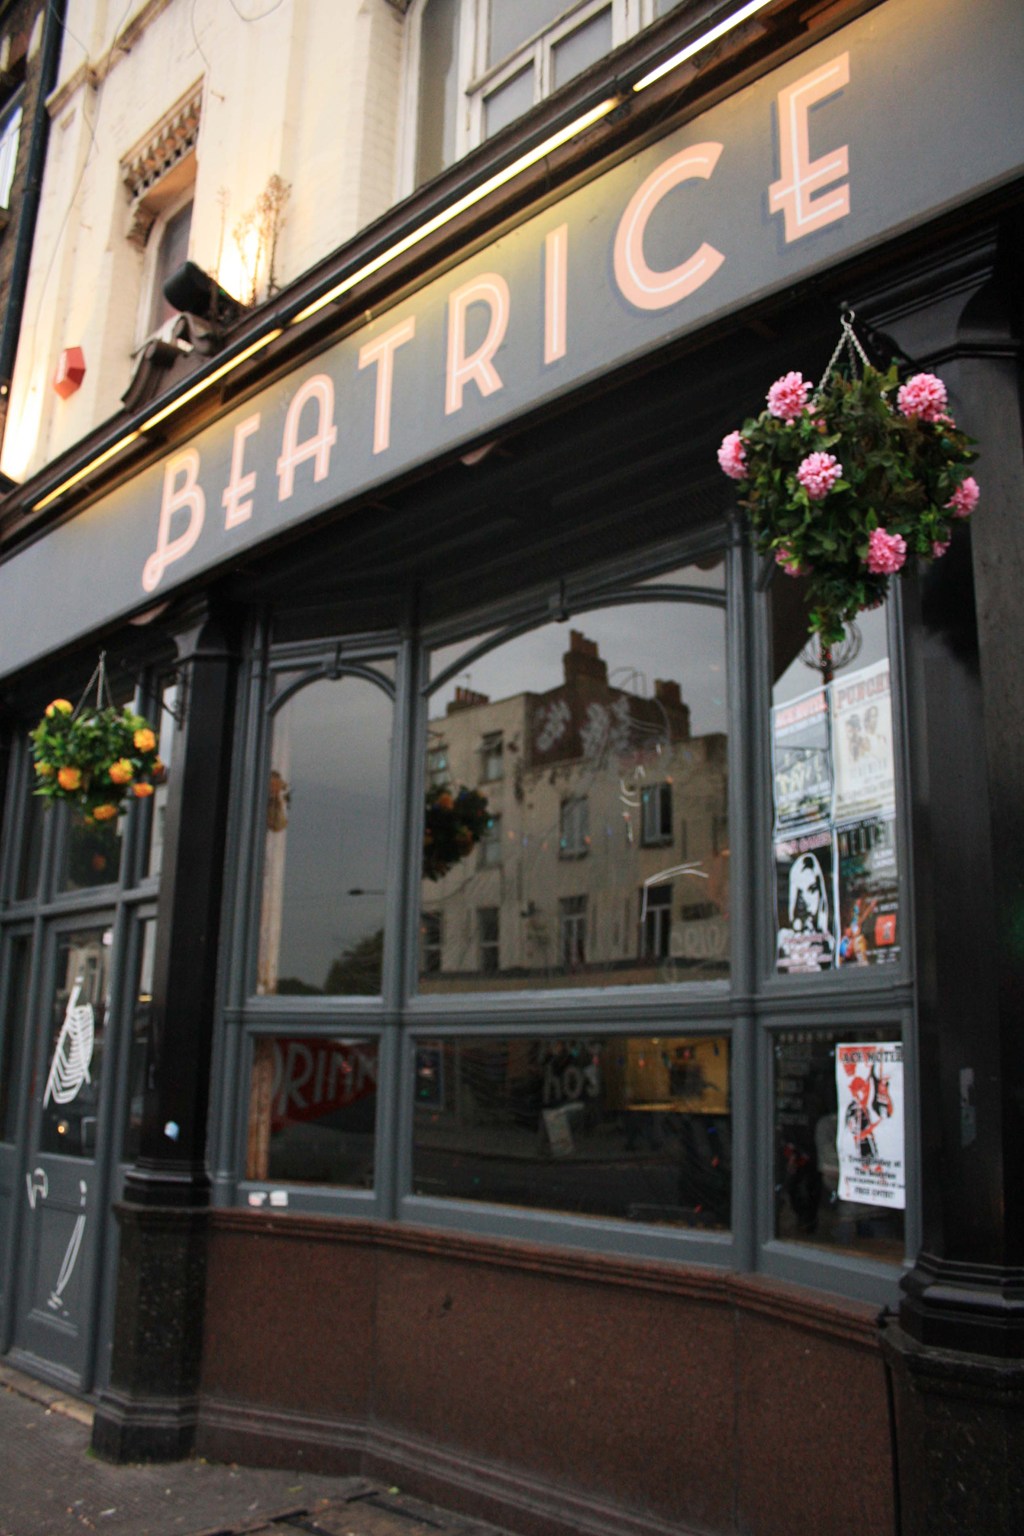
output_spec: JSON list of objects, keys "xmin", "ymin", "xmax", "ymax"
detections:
[{"xmin": 0, "ymin": 3, "xmax": 1022, "ymax": 1533}]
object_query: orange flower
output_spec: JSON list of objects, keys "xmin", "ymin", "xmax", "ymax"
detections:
[
  {"xmin": 92, "ymin": 803, "xmax": 119, "ymax": 821},
  {"xmin": 109, "ymin": 758, "xmax": 135, "ymax": 785},
  {"xmin": 133, "ymin": 728, "xmax": 157, "ymax": 753},
  {"xmin": 436, "ymin": 792, "xmax": 453, "ymax": 811},
  {"xmin": 57, "ymin": 766, "xmax": 82, "ymax": 791},
  {"xmin": 45, "ymin": 699, "xmax": 73, "ymax": 717},
  {"xmin": 34, "ymin": 761, "xmax": 55, "ymax": 777},
  {"xmin": 132, "ymin": 782, "xmax": 155, "ymax": 799}
]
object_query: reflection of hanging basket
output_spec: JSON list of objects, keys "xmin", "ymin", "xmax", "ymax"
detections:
[
  {"xmin": 718, "ymin": 316, "xmax": 979, "ymax": 645},
  {"xmin": 423, "ymin": 784, "xmax": 490, "ymax": 881},
  {"xmin": 29, "ymin": 655, "xmax": 164, "ymax": 822}
]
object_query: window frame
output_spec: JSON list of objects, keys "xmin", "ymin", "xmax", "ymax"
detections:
[
  {"xmin": 216, "ymin": 532, "xmax": 918, "ymax": 1303},
  {"xmin": 399, "ymin": 0, "xmax": 660, "ymax": 193},
  {"xmin": 134, "ymin": 182, "xmax": 196, "ymax": 354},
  {"xmin": 0, "ymin": 86, "xmax": 24, "ymax": 211}
]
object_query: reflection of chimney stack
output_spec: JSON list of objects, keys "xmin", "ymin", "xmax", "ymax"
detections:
[
  {"xmin": 448, "ymin": 685, "xmax": 490, "ymax": 714},
  {"xmin": 564, "ymin": 631, "xmax": 608, "ymax": 685},
  {"xmin": 654, "ymin": 677, "xmax": 690, "ymax": 739}
]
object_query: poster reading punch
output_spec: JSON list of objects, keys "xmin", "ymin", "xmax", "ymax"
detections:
[{"xmin": 835, "ymin": 1041, "xmax": 905, "ymax": 1209}]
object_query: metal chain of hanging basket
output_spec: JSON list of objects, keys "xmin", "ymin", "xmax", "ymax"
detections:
[
  {"xmin": 29, "ymin": 652, "xmax": 165, "ymax": 820},
  {"xmin": 717, "ymin": 310, "xmax": 981, "ymax": 645}
]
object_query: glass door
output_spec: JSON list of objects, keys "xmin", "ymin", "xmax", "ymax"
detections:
[{"xmin": 10, "ymin": 919, "xmax": 114, "ymax": 1386}]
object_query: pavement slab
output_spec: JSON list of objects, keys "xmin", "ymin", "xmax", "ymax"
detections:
[{"xmin": 0, "ymin": 1368, "xmax": 509, "ymax": 1536}]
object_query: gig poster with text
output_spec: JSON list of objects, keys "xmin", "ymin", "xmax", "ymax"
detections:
[
  {"xmin": 835, "ymin": 1041, "xmax": 905, "ymax": 1208},
  {"xmin": 774, "ymin": 661, "xmax": 900, "ymax": 972}
]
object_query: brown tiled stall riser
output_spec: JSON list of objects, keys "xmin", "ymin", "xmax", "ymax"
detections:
[{"xmin": 197, "ymin": 1213, "xmax": 894, "ymax": 1536}]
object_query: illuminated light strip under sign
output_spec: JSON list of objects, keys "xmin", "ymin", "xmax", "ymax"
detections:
[
  {"xmin": 33, "ymin": 431, "xmax": 143, "ymax": 512},
  {"xmin": 140, "ymin": 328, "xmax": 284, "ymax": 433},
  {"xmin": 289, "ymin": 96, "xmax": 622, "ymax": 327},
  {"xmin": 29, "ymin": 12, "xmax": 772, "ymax": 513},
  {"xmin": 632, "ymin": 0, "xmax": 775, "ymax": 93}
]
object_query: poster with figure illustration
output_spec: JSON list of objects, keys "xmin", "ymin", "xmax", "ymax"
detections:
[
  {"xmin": 832, "ymin": 660, "xmax": 895, "ymax": 821},
  {"xmin": 835, "ymin": 1041, "xmax": 905, "ymax": 1208},
  {"xmin": 836, "ymin": 816, "xmax": 901, "ymax": 967},
  {"xmin": 775, "ymin": 827, "xmax": 835, "ymax": 973},
  {"xmin": 772, "ymin": 686, "xmax": 831, "ymax": 830}
]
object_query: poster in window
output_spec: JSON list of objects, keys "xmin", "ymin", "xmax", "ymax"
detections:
[
  {"xmin": 836, "ymin": 816, "xmax": 900, "ymax": 967},
  {"xmin": 772, "ymin": 686, "xmax": 831, "ymax": 829},
  {"xmin": 831, "ymin": 660, "xmax": 895, "ymax": 821},
  {"xmin": 775, "ymin": 827, "xmax": 835, "ymax": 973},
  {"xmin": 835, "ymin": 1041, "xmax": 905, "ymax": 1209}
]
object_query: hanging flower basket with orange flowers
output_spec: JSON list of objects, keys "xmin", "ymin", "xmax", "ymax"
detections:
[
  {"xmin": 717, "ymin": 314, "xmax": 980, "ymax": 645},
  {"xmin": 423, "ymin": 784, "xmax": 490, "ymax": 882},
  {"xmin": 29, "ymin": 655, "xmax": 165, "ymax": 821}
]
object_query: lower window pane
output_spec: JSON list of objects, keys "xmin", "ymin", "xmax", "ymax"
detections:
[
  {"xmin": 413, "ymin": 1034, "xmax": 731, "ymax": 1229},
  {"xmin": 247, "ymin": 1036, "xmax": 377, "ymax": 1188},
  {"xmin": 774, "ymin": 1028, "xmax": 905, "ymax": 1262}
]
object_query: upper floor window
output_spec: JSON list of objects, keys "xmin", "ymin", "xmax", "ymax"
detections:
[
  {"xmin": 0, "ymin": 89, "xmax": 23, "ymax": 210},
  {"xmin": 409, "ymin": 0, "xmax": 671, "ymax": 188},
  {"xmin": 146, "ymin": 197, "xmax": 194, "ymax": 338}
]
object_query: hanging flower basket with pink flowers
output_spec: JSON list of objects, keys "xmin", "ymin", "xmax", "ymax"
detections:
[{"xmin": 717, "ymin": 315, "xmax": 980, "ymax": 645}]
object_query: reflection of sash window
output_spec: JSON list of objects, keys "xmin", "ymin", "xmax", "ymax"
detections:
[
  {"xmin": 559, "ymin": 796, "xmax": 589, "ymax": 859},
  {"xmin": 641, "ymin": 886, "xmax": 672, "ymax": 959},
  {"xmin": 479, "ymin": 814, "xmax": 502, "ymax": 867},
  {"xmin": 641, "ymin": 783, "xmax": 673, "ymax": 846},
  {"xmin": 479, "ymin": 731, "xmax": 503, "ymax": 781},
  {"xmin": 421, "ymin": 911, "xmax": 442, "ymax": 973},
  {"xmin": 426, "ymin": 745, "xmax": 449, "ymax": 787},
  {"xmin": 477, "ymin": 907, "xmax": 499, "ymax": 973},
  {"xmin": 560, "ymin": 896, "xmax": 587, "ymax": 968}
]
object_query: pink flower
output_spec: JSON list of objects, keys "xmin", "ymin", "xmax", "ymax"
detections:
[
  {"xmin": 866, "ymin": 528, "xmax": 907, "ymax": 575},
  {"xmin": 931, "ymin": 539, "xmax": 950, "ymax": 559},
  {"xmin": 897, "ymin": 372, "xmax": 948, "ymax": 422},
  {"xmin": 767, "ymin": 371, "xmax": 811, "ymax": 423},
  {"xmin": 946, "ymin": 475, "xmax": 979, "ymax": 518},
  {"xmin": 717, "ymin": 430, "xmax": 747, "ymax": 480},
  {"xmin": 775, "ymin": 545, "xmax": 807, "ymax": 577},
  {"xmin": 796, "ymin": 451, "xmax": 843, "ymax": 501}
]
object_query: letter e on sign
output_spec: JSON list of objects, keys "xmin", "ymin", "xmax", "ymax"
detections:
[{"xmin": 769, "ymin": 54, "xmax": 851, "ymax": 242}]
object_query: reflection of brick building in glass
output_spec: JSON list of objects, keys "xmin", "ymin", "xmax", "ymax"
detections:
[{"xmin": 421, "ymin": 630, "xmax": 729, "ymax": 988}]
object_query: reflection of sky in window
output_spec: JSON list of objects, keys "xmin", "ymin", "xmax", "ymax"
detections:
[
  {"xmin": 772, "ymin": 602, "xmax": 889, "ymax": 708},
  {"xmin": 429, "ymin": 563, "xmax": 728, "ymax": 739},
  {"xmin": 268, "ymin": 676, "xmax": 393, "ymax": 990}
]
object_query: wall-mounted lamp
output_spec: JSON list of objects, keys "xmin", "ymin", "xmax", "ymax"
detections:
[{"xmin": 162, "ymin": 260, "xmax": 245, "ymax": 332}]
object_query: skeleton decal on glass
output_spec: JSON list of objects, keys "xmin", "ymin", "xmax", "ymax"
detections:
[
  {"xmin": 40, "ymin": 929, "xmax": 111, "ymax": 1156},
  {"xmin": 47, "ymin": 1180, "xmax": 88, "ymax": 1316},
  {"xmin": 43, "ymin": 979, "xmax": 95, "ymax": 1108}
]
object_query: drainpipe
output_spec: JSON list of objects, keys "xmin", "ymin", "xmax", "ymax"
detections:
[{"xmin": 0, "ymin": 0, "xmax": 67, "ymax": 404}]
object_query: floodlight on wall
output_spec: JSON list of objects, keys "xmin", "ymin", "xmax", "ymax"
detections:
[{"xmin": 162, "ymin": 260, "xmax": 245, "ymax": 330}]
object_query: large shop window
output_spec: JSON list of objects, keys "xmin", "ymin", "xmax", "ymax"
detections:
[
  {"xmin": 420, "ymin": 567, "xmax": 729, "ymax": 990},
  {"xmin": 232, "ymin": 550, "xmax": 914, "ymax": 1301},
  {"xmin": 256, "ymin": 665, "xmax": 395, "ymax": 997}
]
